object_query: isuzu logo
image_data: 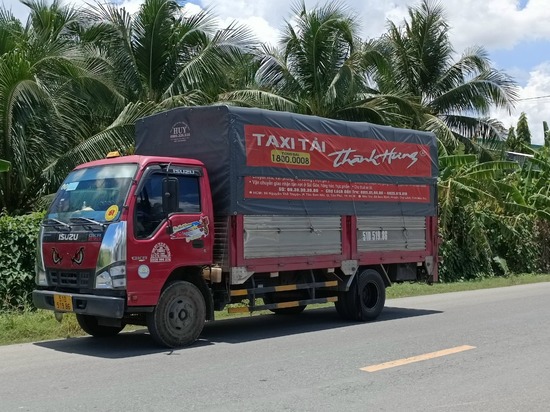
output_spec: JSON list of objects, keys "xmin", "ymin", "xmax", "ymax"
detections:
[
  {"xmin": 58, "ymin": 233, "xmax": 79, "ymax": 241},
  {"xmin": 72, "ymin": 247, "xmax": 84, "ymax": 265}
]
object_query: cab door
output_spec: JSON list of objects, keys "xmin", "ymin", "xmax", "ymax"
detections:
[{"xmin": 126, "ymin": 166, "xmax": 213, "ymax": 306}]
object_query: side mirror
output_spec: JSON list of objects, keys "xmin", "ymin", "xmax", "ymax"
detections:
[{"xmin": 162, "ymin": 177, "xmax": 179, "ymax": 214}]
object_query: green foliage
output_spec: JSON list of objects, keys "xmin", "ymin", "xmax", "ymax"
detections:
[
  {"xmin": 0, "ymin": 212, "xmax": 44, "ymax": 311},
  {"xmin": 0, "ymin": 0, "xmax": 123, "ymax": 213},
  {"xmin": 544, "ymin": 121, "xmax": 550, "ymax": 148},
  {"xmin": 516, "ymin": 112, "xmax": 532, "ymax": 148},
  {"xmin": 0, "ymin": 159, "xmax": 9, "ymax": 172},
  {"xmin": 439, "ymin": 205, "xmax": 494, "ymax": 281},
  {"xmin": 437, "ymin": 152, "xmax": 546, "ymax": 281},
  {"xmin": 490, "ymin": 215, "xmax": 540, "ymax": 274},
  {"xmin": 536, "ymin": 219, "xmax": 550, "ymax": 272},
  {"xmin": 506, "ymin": 126, "xmax": 520, "ymax": 152},
  {"xmin": 439, "ymin": 207, "xmax": 541, "ymax": 281}
]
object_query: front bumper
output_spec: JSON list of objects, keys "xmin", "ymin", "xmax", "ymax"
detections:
[{"xmin": 33, "ymin": 290, "xmax": 125, "ymax": 319}]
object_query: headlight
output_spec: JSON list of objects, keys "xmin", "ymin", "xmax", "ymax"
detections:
[
  {"xmin": 110, "ymin": 265, "xmax": 127, "ymax": 288},
  {"xmin": 95, "ymin": 271, "xmax": 113, "ymax": 289},
  {"xmin": 95, "ymin": 265, "xmax": 127, "ymax": 289}
]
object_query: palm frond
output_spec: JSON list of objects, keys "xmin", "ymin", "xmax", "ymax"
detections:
[{"xmin": 44, "ymin": 101, "xmax": 158, "ymax": 186}]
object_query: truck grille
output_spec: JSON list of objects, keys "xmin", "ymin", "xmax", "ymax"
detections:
[{"xmin": 48, "ymin": 270, "xmax": 94, "ymax": 289}]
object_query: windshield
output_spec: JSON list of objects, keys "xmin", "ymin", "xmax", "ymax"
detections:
[{"xmin": 47, "ymin": 163, "xmax": 138, "ymax": 224}]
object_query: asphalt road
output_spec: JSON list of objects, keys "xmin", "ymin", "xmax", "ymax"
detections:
[{"xmin": 2, "ymin": 283, "xmax": 550, "ymax": 412}]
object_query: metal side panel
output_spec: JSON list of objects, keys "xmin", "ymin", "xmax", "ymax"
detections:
[
  {"xmin": 356, "ymin": 216, "xmax": 426, "ymax": 252},
  {"xmin": 243, "ymin": 216, "xmax": 342, "ymax": 258}
]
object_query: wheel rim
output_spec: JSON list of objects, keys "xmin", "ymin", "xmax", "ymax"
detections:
[
  {"xmin": 361, "ymin": 282, "xmax": 379, "ymax": 309},
  {"xmin": 166, "ymin": 297, "xmax": 196, "ymax": 333}
]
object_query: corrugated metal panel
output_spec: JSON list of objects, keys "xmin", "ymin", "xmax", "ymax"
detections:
[
  {"xmin": 357, "ymin": 216, "xmax": 426, "ymax": 252},
  {"xmin": 244, "ymin": 216, "xmax": 342, "ymax": 258}
]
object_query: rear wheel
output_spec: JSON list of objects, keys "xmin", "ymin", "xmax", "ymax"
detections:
[
  {"xmin": 76, "ymin": 314, "xmax": 125, "ymax": 337},
  {"xmin": 335, "ymin": 268, "xmax": 386, "ymax": 321},
  {"xmin": 335, "ymin": 282, "xmax": 358, "ymax": 320},
  {"xmin": 147, "ymin": 281, "xmax": 206, "ymax": 348},
  {"xmin": 357, "ymin": 269, "xmax": 386, "ymax": 320}
]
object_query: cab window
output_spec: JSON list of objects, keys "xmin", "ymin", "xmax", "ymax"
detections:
[{"xmin": 135, "ymin": 173, "xmax": 201, "ymax": 239}]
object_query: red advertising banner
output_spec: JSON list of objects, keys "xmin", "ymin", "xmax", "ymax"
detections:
[
  {"xmin": 245, "ymin": 125, "xmax": 433, "ymax": 177},
  {"xmin": 244, "ymin": 176, "xmax": 431, "ymax": 203}
]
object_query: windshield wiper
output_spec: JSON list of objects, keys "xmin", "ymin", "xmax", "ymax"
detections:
[
  {"xmin": 70, "ymin": 217, "xmax": 107, "ymax": 230},
  {"xmin": 43, "ymin": 218, "xmax": 71, "ymax": 230}
]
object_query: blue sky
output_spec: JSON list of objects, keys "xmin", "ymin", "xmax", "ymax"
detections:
[
  {"xmin": 3, "ymin": 0, "xmax": 550, "ymax": 143},
  {"xmin": 492, "ymin": 39, "xmax": 549, "ymax": 71}
]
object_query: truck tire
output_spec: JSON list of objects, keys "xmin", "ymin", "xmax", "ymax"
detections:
[
  {"xmin": 357, "ymin": 269, "xmax": 386, "ymax": 321},
  {"xmin": 335, "ymin": 281, "xmax": 359, "ymax": 320},
  {"xmin": 335, "ymin": 269, "xmax": 385, "ymax": 321},
  {"xmin": 76, "ymin": 314, "xmax": 125, "ymax": 337},
  {"xmin": 146, "ymin": 281, "xmax": 206, "ymax": 348}
]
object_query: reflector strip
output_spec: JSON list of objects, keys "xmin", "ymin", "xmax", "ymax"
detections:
[
  {"xmin": 228, "ymin": 296, "xmax": 338, "ymax": 313},
  {"xmin": 230, "ymin": 280, "xmax": 338, "ymax": 297}
]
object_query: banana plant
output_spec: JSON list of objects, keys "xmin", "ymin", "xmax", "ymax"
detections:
[
  {"xmin": 0, "ymin": 159, "xmax": 10, "ymax": 172},
  {"xmin": 437, "ymin": 153, "xmax": 524, "ymax": 280}
]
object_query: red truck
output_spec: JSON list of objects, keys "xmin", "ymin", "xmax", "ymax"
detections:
[{"xmin": 33, "ymin": 106, "xmax": 438, "ymax": 347}]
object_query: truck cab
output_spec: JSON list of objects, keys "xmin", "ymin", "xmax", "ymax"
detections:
[{"xmin": 33, "ymin": 154, "xmax": 215, "ymax": 346}]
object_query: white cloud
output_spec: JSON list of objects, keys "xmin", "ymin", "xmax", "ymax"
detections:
[
  {"xmin": 110, "ymin": 0, "xmax": 143, "ymax": 14},
  {"xmin": 201, "ymin": 0, "xmax": 550, "ymax": 52},
  {"xmin": 216, "ymin": 15, "xmax": 280, "ymax": 45},
  {"xmin": 494, "ymin": 63, "xmax": 550, "ymax": 145},
  {"xmin": 442, "ymin": 0, "xmax": 550, "ymax": 52}
]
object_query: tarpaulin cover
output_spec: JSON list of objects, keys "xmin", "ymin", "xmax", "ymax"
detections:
[{"xmin": 135, "ymin": 106, "xmax": 438, "ymax": 216}]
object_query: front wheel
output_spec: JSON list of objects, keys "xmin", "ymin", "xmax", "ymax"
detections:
[
  {"xmin": 76, "ymin": 314, "xmax": 125, "ymax": 337},
  {"xmin": 147, "ymin": 281, "xmax": 206, "ymax": 348}
]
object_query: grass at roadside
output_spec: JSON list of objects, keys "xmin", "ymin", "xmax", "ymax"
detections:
[
  {"xmin": 385, "ymin": 273, "xmax": 550, "ymax": 298},
  {"xmin": 2, "ymin": 273, "xmax": 549, "ymax": 346}
]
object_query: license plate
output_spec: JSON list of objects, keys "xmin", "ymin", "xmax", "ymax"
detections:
[{"xmin": 53, "ymin": 294, "xmax": 73, "ymax": 312}]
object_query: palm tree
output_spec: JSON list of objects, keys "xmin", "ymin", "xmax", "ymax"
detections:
[
  {"xmin": 220, "ymin": 1, "xmax": 401, "ymax": 124},
  {"xmin": 372, "ymin": 0, "xmax": 518, "ymax": 150},
  {"xmin": 0, "ymin": 0, "xmax": 120, "ymax": 213},
  {"xmin": 47, "ymin": 0, "xmax": 255, "ymax": 174}
]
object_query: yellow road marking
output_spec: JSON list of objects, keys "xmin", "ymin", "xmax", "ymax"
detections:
[{"xmin": 361, "ymin": 345, "xmax": 476, "ymax": 372}]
